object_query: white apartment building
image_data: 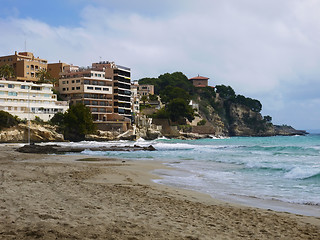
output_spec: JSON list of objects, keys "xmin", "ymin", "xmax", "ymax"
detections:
[{"xmin": 0, "ymin": 79, "xmax": 68, "ymax": 121}]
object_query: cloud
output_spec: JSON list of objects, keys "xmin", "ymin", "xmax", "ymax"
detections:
[{"xmin": 1, "ymin": 0, "xmax": 320, "ymax": 128}]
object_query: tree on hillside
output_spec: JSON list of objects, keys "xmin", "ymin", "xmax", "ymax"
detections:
[
  {"xmin": 235, "ymin": 95, "xmax": 262, "ymax": 112},
  {"xmin": 138, "ymin": 72, "xmax": 194, "ymax": 95},
  {"xmin": 215, "ymin": 85, "xmax": 236, "ymax": 99},
  {"xmin": 63, "ymin": 103, "xmax": 95, "ymax": 141},
  {"xmin": 160, "ymin": 86, "xmax": 191, "ymax": 104},
  {"xmin": 166, "ymin": 98, "xmax": 194, "ymax": 124},
  {"xmin": 140, "ymin": 95, "xmax": 148, "ymax": 105},
  {"xmin": 0, "ymin": 110, "xmax": 19, "ymax": 130},
  {"xmin": 36, "ymin": 69, "xmax": 55, "ymax": 84},
  {"xmin": 0, "ymin": 64, "xmax": 15, "ymax": 79}
]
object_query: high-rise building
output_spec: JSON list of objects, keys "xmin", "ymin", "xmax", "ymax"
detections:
[
  {"xmin": 0, "ymin": 51, "xmax": 48, "ymax": 82},
  {"xmin": 93, "ymin": 61, "xmax": 132, "ymax": 120}
]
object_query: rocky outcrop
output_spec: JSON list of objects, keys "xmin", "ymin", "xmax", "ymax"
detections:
[
  {"xmin": 85, "ymin": 130, "xmax": 119, "ymax": 141},
  {"xmin": 17, "ymin": 144, "xmax": 156, "ymax": 154},
  {"xmin": 0, "ymin": 123, "xmax": 64, "ymax": 143},
  {"xmin": 228, "ymin": 103, "xmax": 275, "ymax": 136},
  {"xmin": 274, "ymin": 125, "xmax": 308, "ymax": 136}
]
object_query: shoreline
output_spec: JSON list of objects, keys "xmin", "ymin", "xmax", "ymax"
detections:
[
  {"xmin": 0, "ymin": 144, "xmax": 319, "ymax": 239},
  {"xmin": 152, "ymin": 167, "xmax": 320, "ymax": 218}
]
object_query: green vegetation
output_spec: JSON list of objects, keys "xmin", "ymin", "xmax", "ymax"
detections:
[
  {"xmin": 215, "ymin": 85, "xmax": 262, "ymax": 112},
  {"xmin": 197, "ymin": 119, "xmax": 206, "ymax": 126},
  {"xmin": 36, "ymin": 69, "xmax": 55, "ymax": 84},
  {"xmin": 0, "ymin": 64, "xmax": 15, "ymax": 79},
  {"xmin": 139, "ymin": 72, "xmax": 194, "ymax": 95},
  {"xmin": 50, "ymin": 103, "xmax": 95, "ymax": 141},
  {"xmin": 0, "ymin": 110, "xmax": 19, "ymax": 130},
  {"xmin": 141, "ymin": 72, "xmax": 194, "ymax": 124},
  {"xmin": 166, "ymin": 98, "xmax": 194, "ymax": 123},
  {"xmin": 139, "ymin": 71, "xmax": 269, "ymax": 135}
]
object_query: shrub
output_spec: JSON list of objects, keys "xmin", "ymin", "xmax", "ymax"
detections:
[
  {"xmin": 0, "ymin": 110, "xmax": 19, "ymax": 130},
  {"xmin": 197, "ymin": 119, "xmax": 207, "ymax": 126}
]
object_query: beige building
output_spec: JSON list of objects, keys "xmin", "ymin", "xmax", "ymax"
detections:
[
  {"xmin": 47, "ymin": 62, "xmax": 70, "ymax": 81},
  {"xmin": 137, "ymin": 84, "xmax": 154, "ymax": 96},
  {"xmin": 0, "ymin": 78, "xmax": 68, "ymax": 121},
  {"xmin": 58, "ymin": 66, "xmax": 116, "ymax": 122},
  {"xmin": 189, "ymin": 75, "xmax": 209, "ymax": 88},
  {"xmin": 130, "ymin": 81, "xmax": 140, "ymax": 117},
  {"xmin": 0, "ymin": 51, "xmax": 48, "ymax": 82}
]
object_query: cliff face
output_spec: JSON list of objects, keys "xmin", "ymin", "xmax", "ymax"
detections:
[
  {"xmin": 196, "ymin": 95, "xmax": 275, "ymax": 137},
  {"xmin": 227, "ymin": 103, "xmax": 275, "ymax": 136},
  {"xmin": 0, "ymin": 123, "xmax": 64, "ymax": 143}
]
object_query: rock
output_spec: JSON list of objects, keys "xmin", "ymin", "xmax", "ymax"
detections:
[
  {"xmin": 0, "ymin": 123, "xmax": 64, "ymax": 143},
  {"xmin": 17, "ymin": 144, "xmax": 157, "ymax": 154},
  {"xmin": 144, "ymin": 129, "xmax": 161, "ymax": 140},
  {"xmin": 85, "ymin": 130, "xmax": 118, "ymax": 141},
  {"xmin": 274, "ymin": 125, "xmax": 308, "ymax": 136}
]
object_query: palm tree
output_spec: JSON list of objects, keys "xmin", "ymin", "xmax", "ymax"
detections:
[
  {"xmin": 0, "ymin": 64, "xmax": 15, "ymax": 79},
  {"xmin": 36, "ymin": 69, "xmax": 54, "ymax": 84},
  {"xmin": 141, "ymin": 95, "xmax": 148, "ymax": 105}
]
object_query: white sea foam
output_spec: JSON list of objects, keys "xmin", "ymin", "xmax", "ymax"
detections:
[
  {"xmin": 284, "ymin": 167, "xmax": 320, "ymax": 179},
  {"xmin": 45, "ymin": 135, "xmax": 320, "ymax": 209}
]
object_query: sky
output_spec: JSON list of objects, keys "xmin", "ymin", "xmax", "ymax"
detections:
[{"xmin": 1, "ymin": 0, "xmax": 320, "ymax": 130}]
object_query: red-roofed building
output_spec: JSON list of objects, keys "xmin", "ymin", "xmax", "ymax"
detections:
[{"xmin": 189, "ymin": 75, "xmax": 209, "ymax": 87}]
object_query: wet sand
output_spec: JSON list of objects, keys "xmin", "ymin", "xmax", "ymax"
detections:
[{"xmin": 0, "ymin": 144, "xmax": 319, "ymax": 239}]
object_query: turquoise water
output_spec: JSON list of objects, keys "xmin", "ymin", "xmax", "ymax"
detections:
[{"xmin": 59, "ymin": 135, "xmax": 320, "ymax": 208}]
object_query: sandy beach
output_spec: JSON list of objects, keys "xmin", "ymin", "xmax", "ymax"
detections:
[{"xmin": 0, "ymin": 144, "xmax": 319, "ymax": 239}]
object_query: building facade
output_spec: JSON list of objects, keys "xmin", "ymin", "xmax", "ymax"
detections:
[
  {"xmin": 94, "ymin": 61, "xmax": 132, "ymax": 120},
  {"xmin": 137, "ymin": 84, "xmax": 154, "ymax": 96},
  {"xmin": 47, "ymin": 62, "xmax": 70, "ymax": 81},
  {"xmin": 189, "ymin": 75, "xmax": 209, "ymax": 88},
  {"xmin": 58, "ymin": 66, "xmax": 115, "ymax": 122},
  {"xmin": 0, "ymin": 51, "xmax": 48, "ymax": 82},
  {"xmin": 0, "ymin": 78, "xmax": 68, "ymax": 121}
]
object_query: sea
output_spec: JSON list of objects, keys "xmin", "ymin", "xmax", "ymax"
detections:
[{"xmin": 56, "ymin": 134, "xmax": 320, "ymax": 216}]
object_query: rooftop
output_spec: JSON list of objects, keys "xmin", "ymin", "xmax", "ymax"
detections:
[{"xmin": 189, "ymin": 75, "xmax": 209, "ymax": 80}]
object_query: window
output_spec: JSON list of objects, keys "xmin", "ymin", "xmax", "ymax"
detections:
[
  {"xmin": 76, "ymin": 80, "xmax": 80, "ymax": 83},
  {"xmin": 44, "ymin": 94, "xmax": 50, "ymax": 98},
  {"xmin": 72, "ymin": 80, "xmax": 75, "ymax": 83},
  {"xmin": 72, "ymin": 87, "xmax": 75, "ymax": 90},
  {"xmin": 103, "ymin": 88, "xmax": 109, "ymax": 91},
  {"xmin": 0, "ymin": 91, "xmax": 4, "ymax": 95},
  {"xmin": 98, "ymin": 74, "xmax": 101, "ymax": 77},
  {"xmin": 87, "ymin": 86, "xmax": 93, "ymax": 90},
  {"xmin": 0, "ymin": 84, "xmax": 4, "ymax": 88},
  {"xmin": 8, "ymin": 84, "xmax": 14, "ymax": 88},
  {"xmin": 62, "ymin": 88, "xmax": 66, "ymax": 91},
  {"xmin": 95, "ymin": 87, "xmax": 101, "ymax": 90},
  {"xmin": 8, "ymin": 92, "xmax": 18, "ymax": 96},
  {"xmin": 27, "ymin": 65, "xmax": 29, "ymax": 68},
  {"xmin": 76, "ymin": 87, "xmax": 80, "ymax": 90},
  {"xmin": 21, "ymin": 85, "xmax": 29, "ymax": 89}
]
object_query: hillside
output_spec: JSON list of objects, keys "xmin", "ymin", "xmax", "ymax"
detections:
[{"xmin": 139, "ymin": 72, "xmax": 306, "ymax": 137}]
